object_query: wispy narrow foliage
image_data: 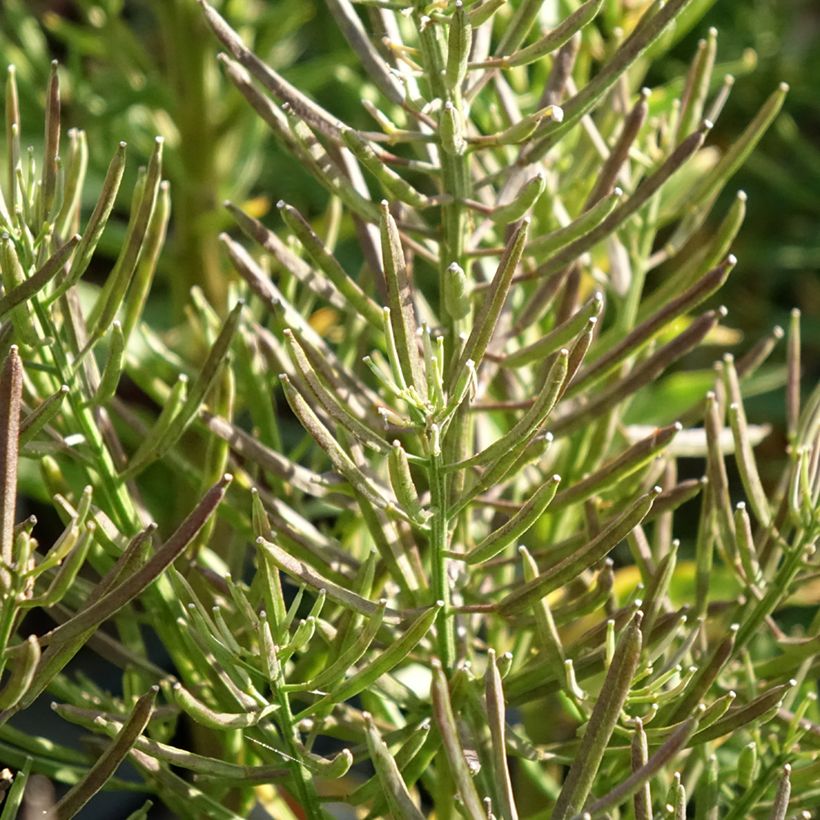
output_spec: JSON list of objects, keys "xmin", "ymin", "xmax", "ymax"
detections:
[{"xmin": 0, "ymin": 1, "xmax": 814, "ymax": 818}]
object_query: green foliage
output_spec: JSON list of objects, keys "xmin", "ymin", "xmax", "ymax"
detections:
[{"xmin": 0, "ymin": 1, "xmax": 817, "ymax": 818}]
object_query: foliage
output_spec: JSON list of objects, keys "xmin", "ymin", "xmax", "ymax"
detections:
[{"xmin": 0, "ymin": 1, "xmax": 816, "ymax": 818}]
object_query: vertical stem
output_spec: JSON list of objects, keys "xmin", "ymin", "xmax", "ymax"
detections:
[
  {"xmin": 158, "ymin": 0, "xmax": 226, "ymax": 314},
  {"xmin": 429, "ymin": 429, "xmax": 455, "ymax": 670},
  {"xmin": 29, "ymin": 297, "xmax": 138, "ymax": 532},
  {"xmin": 273, "ymin": 680, "xmax": 324, "ymax": 819}
]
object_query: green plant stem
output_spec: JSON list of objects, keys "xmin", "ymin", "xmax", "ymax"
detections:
[
  {"xmin": 30, "ymin": 296, "xmax": 137, "ymax": 533},
  {"xmin": 272, "ymin": 684, "xmax": 325, "ymax": 819},
  {"xmin": 155, "ymin": 0, "xmax": 225, "ymax": 313},
  {"xmin": 429, "ymin": 441, "xmax": 455, "ymax": 670}
]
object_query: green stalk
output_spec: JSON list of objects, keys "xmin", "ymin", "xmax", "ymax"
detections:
[{"xmin": 429, "ymin": 425, "xmax": 455, "ymax": 670}]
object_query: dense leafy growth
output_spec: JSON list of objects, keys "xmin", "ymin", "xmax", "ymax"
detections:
[{"xmin": 0, "ymin": 1, "xmax": 816, "ymax": 818}]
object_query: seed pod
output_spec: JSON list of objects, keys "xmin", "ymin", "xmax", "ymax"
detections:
[
  {"xmin": 444, "ymin": 261, "xmax": 471, "ymax": 320},
  {"xmin": 341, "ymin": 129, "xmax": 431, "ymax": 210},
  {"xmin": 467, "ymin": 474, "xmax": 560, "ymax": 564},
  {"xmin": 643, "ymin": 191, "xmax": 746, "ymax": 322},
  {"xmin": 55, "ymin": 127, "xmax": 88, "ymax": 237},
  {"xmin": 279, "ymin": 373, "xmax": 394, "ymax": 512},
  {"xmin": 519, "ymin": 546, "xmax": 564, "ymax": 667},
  {"xmin": 0, "ymin": 346, "xmax": 22, "ymax": 588},
  {"xmin": 0, "ymin": 636, "xmax": 40, "ymax": 710},
  {"xmin": 40, "ymin": 61, "xmax": 60, "ymax": 223},
  {"xmin": 550, "ymin": 422, "xmax": 680, "ymax": 511},
  {"xmin": 484, "ymin": 650, "xmax": 519, "ymax": 820},
  {"xmin": 27, "ymin": 522, "xmax": 95, "ymax": 608},
  {"xmin": 296, "ymin": 603, "xmax": 440, "ymax": 719},
  {"xmin": 0, "ymin": 235, "xmax": 40, "ymax": 346},
  {"xmin": 498, "ymin": 488, "xmax": 659, "ymax": 617},
  {"xmin": 734, "ymin": 503, "xmax": 763, "ymax": 586},
  {"xmin": 284, "ymin": 328, "xmax": 388, "ymax": 452},
  {"xmin": 678, "ymin": 28, "xmax": 718, "ymax": 142},
  {"xmin": 127, "ymin": 374, "xmax": 187, "ymax": 473},
  {"xmin": 122, "ymin": 179, "xmax": 171, "ymax": 341},
  {"xmin": 52, "ymin": 141, "xmax": 127, "ymax": 301},
  {"xmin": 288, "ymin": 600, "xmax": 387, "ymax": 693},
  {"xmin": 639, "ymin": 541, "xmax": 678, "ymax": 639},
  {"xmin": 632, "ymin": 719, "xmax": 651, "ymax": 820},
  {"xmin": 431, "ymin": 659, "xmax": 485, "ymax": 820},
  {"xmin": 584, "ymin": 713, "xmax": 698, "ymax": 819},
  {"xmin": 380, "ymin": 202, "xmax": 426, "ymax": 396},
  {"xmin": 446, "ymin": 2, "xmax": 472, "ymax": 94},
  {"xmin": 93, "ymin": 321, "xmax": 125, "ymax": 406},
  {"xmin": 469, "ymin": 0, "xmax": 505, "ymax": 27},
  {"xmin": 502, "ymin": 0, "xmax": 604, "ymax": 68},
  {"xmin": 770, "ymin": 764, "xmax": 791, "ymax": 820},
  {"xmin": 525, "ymin": 0, "xmax": 703, "ymax": 161},
  {"xmin": 440, "ymin": 101, "xmax": 466, "ymax": 155},
  {"xmin": 694, "ymin": 691, "xmax": 737, "ymax": 732},
  {"xmin": 0, "ymin": 234, "xmax": 79, "ymax": 320},
  {"xmin": 687, "ymin": 83, "xmax": 788, "ymax": 207},
  {"xmin": 664, "ymin": 623, "xmax": 738, "ymax": 724},
  {"xmin": 450, "ymin": 217, "xmax": 530, "ymax": 386},
  {"xmin": 388, "ymin": 441, "xmax": 426, "ymax": 521},
  {"xmin": 505, "ymin": 292, "xmax": 603, "ymax": 367},
  {"xmin": 363, "ymin": 712, "xmax": 425, "ymax": 820},
  {"xmin": 551, "ymin": 613, "xmax": 643, "ymax": 819},
  {"xmin": 251, "ymin": 491, "xmax": 287, "ymax": 632},
  {"xmin": 172, "ymin": 683, "xmax": 277, "ymax": 730},
  {"xmin": 54, "ymin": 687, "xmax": 157, "ymax": 819},
  {"xmin": 728, "ymin": 401, "xmax": 771, "ymax": 528},
  {"xmin": 90, "ymin": 135, "xmax": 163, "ymax": 340},
  {"xmin": 0, "ymin": 757, "xmax": 31, "ymax": 820},
  {"xmin": 691, "ymin": 681, "xmax": 793, "ymax": 745},
  {"xmin": 19, "ymin": 385, "xmax": 69, "ymax": 450},
  {"xmin": 695, "ymin": 753, "xmax": 720, "ymax": 820},
  {"xmin": 439, "ymin": 358, "xmax": 476, "ymax": 423},
  {"xmin": 126, "ymin": 301, "xmax": 242, "ymax": 478},
  {"xmin": 575, "ymin": 256, "xmax": 736, "ymax": 396},
  {"xmin": 736, "ymin": 741, "xmax": 758, "ymax": 790},
  {"xmin": 257, "ymin": 537, "xmax": 404, "ymax": 625},
  {"xmin": 527, "ymin": 188, "xmax": 623, "ymax": 261},
  {"xmin": 490, "ymin": 172, "xmax": 546, "ymax": 223},
  {"xmin": 349, "ymin": 720, "xmax": 432, "ymax": 810}
]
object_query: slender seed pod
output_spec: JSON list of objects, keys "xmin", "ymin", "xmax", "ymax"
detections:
[
  {"xmin": 93, "ymin": 321, "xmax": 125, "ymax": 406},
  {"xmin": 490, "ymin": 172, "xmax": 546, "ymax": 223},
  {"xmin": 0, "ymin": 346, "xmax": 22, "ymax": 585},
  {"xmin": 440, "ymin": 101, "xmax": 466, "ymax": 155},
  {"xmin": 54, "ymin": 687, "xmax": 157, "ymax": 819},
  {"xmin": 431, "ymin": 659, "xmax": 485, "ymax": 820},
  {"xmin": 341, "ymin": 130, "xmax": 432, "ymax": 210},
  {"xmin": 552, "ymin": 613, "xmax": 644, "ymax": 819},
  {"xmin": 695, "ymin": 753, "xmax": 720, "ymax": 820},
  {"xmin": 443, "ymin": 262, "xmax": 471, "ymax": 320},
  {"xmin": 388, "ymin": 440, "xmax": 425, "ymax": 521},
  {"xmin": 0, "ymin": 236, "xmax": 40, "ymax": 346},
  {"xmin": 499, "ymin": 489, "xmax": 660, "ymax": 617},
  {"xmin": 0, "ymin": 636, "xmax": 40, "ymax": 710},
  {"xmin": 296, "ymin": 604, "xmax": 440, "ymax": 719},
  {"xmin": 770, "ymin": 764, "xmax": 792, "ymax": 820},
  {"xmin": 0, "ymin": 234, "xmax": 79, "ymax": 320},
  {"xmin": 736, "ymin": 742, "xmax": 758, "ymax": 790},
  {"xmin": 363, "ymin": 712, "xmax": 426, "ymax": 820},
  {"xmin": 446, "ymin": 2, "xmax": 472, "ymax": 94},
  {"xmin": 172, "ymin": 683, "xmax": 278, "ymax": 730},
  {"xmin": 466, "ymin": 474, "xmax": 560, "ymax": 564}
]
